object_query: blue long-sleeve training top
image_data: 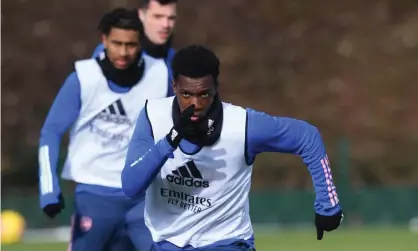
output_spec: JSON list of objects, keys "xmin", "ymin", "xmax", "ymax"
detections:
[
  {"xmin": 39, "ymin": 45, "xmax": 176, "ymax": 207},
  {"xmin": 122, "ymin": 107, "xmax": 341, "ymax": 216}
]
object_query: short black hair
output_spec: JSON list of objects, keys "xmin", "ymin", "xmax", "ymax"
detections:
[
  {"xmin": 98, "ymin": 8, "xmax": 143, "ymax": 35},
  {"xmin": 139, "ymin": 0, "xmax": 178, "ymax": 9},
  {"xmin": 172, "ymin": 45, "xmax": 220, "ymax": 83}
]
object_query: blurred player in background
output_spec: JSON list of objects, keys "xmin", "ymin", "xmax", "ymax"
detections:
[
  {"xmin": 38, "ymin": 8, "xmax": 170, "ymax": 251},
  {"xmin": 91, "ymin": 1, "xmax": 177, "ymax": 249},
  {"xmin": 122, "ymin": 45, "xmax": 344, "ymax": 251},
  {"xmin": 93, "ymin": 0, "xmax": 178, "ymax": 96}
]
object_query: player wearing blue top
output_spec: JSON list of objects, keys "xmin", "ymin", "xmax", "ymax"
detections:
[
  {"xmin": 90, "ymin": 1, "xmax": 177, "ymax": 249},
  {"xmin": 93, "ymin": 0, "xmax": 178, "ymax": 96},
  {"xmin": 121, "ymin": 45, "xmax": 344, "ymax": 251},
  {"xmin": 38, "ymin": 9, "xmax": 170, "ymax": 251}
]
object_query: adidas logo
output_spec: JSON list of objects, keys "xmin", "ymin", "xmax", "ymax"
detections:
[
  {"xmin": 97, "ymin": 99, "xmax": 131, "ymax": 125},
  {"xmin": 166, "ymin": 161, "xmax": 209, "ymax": 188},
  {"xmin": 104, "ymin": 99, "xmax": 126, "ymax": 116}
]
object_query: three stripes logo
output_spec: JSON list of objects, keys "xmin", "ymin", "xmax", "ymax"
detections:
[
  {"xmin": 321, "ymin": 155, "xmax": 339, "ymax": 207},
  {"xmin": 97, "ymin": 99, "xmax": 131, "ymax": 125},
  {"xmin": 166, "ymin": 161, "xmax": 209, "ymax": 188}
]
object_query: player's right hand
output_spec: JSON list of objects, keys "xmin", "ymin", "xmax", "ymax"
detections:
[
  {"xmin": 42, "ymin": 193, "xmax": 65, "ymax": 218},
  {"xmin": 315, "ymin": 210, "xmax": 344, "ymax": 240},
  {"xmin": 166, "ymin": 104, "xmax": 195, "ymax": 148}
]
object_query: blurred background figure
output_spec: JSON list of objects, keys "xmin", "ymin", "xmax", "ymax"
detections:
[
  {"xmin": 137, "ymin": 0, "xmax": 177, "ymax": 49},
  {"xmin": 1, "ymin": 0, "xmax": 418, "ymax": 250}
]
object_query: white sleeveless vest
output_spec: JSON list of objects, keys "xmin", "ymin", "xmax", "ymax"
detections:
[
  {"xmin": 61, "ymin": 55, "xmax": 168, "ymax": 188},
  {"xmin": 145, "ymin": 97, "xmax": 254, "ymax": 248}
]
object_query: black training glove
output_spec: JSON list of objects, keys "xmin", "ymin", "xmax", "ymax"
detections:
[
  {"xmin": 166, "ymin": 104, "xmax": 195, "ymax": 148},
  {"xmin": 42, "ymin": 193, "xmax": 65, "ymax": 218},
  {"xmin": 315, "ymin": 210, "xmax": 344, "ymax": 240}
]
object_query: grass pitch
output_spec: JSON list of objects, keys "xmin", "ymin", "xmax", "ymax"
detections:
[{"xmin": 2, "ymin": 227, "xmax": 417, "ymax": 251}]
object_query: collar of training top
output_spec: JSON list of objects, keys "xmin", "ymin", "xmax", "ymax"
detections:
[
  {"xmin": 171, "ymin": 95, "xmax": 223, "ymax": 147},
  {"xmin": 96, "ymin": 50, "xmax": 145, "ymax": 88}
]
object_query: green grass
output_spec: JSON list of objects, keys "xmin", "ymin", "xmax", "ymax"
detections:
[
  {"xmin": 255, "ymin": 227, "xmax": 418, "ymax": 251},
  {"xmin": 2, "ymin": 227, "xmax": 417, "ymax": 251}
]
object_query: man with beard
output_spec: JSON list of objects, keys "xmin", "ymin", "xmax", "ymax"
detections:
[
  {"xmin": 38, "ymin": 8, "xmax": 168, "ymax": 251},
  {"xmin": 122, "ymin": 45, "xmax": 344, "ymax": 250}
]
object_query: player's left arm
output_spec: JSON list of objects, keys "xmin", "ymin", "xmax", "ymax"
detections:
[
  {"xmin": 121, "ymin": 106, "xmax": 175, "ymax": 198},
  {"xmin": 245, "ymin": 108, "xmax": 341, "ymax": 216}
]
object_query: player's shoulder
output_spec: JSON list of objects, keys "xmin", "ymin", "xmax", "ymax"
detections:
[
  {"xmin": 145, "ymin": 97, "xmax": 174, "ymax": 123},
  {"xmin": 75, "ymin": 45, "xmax": 103, "ymax": 68},
  {"xmin": 223, "ymin": 104, "xmax": 277, "ymax": 124},
  {"xmin": 65, "ymin": 71, "xmax": 79, "ymax": 81},
  {"xmin": 142, "ymin": 53, "xmax": 169, "ymax": 72},
  {"xmin": 74, "ymin": 57, "xmax": 98, "ymax": 70},
  {"xmin": 73, "ymin": 58, "xmax": 102, "ymax": 86},
  {"xmin": 146, "ymin": 96, "xmax": 175, "ymax": 108},
  {"xmin": 142, "ymin": 53, "xmax": 159, "ymax": 64},
  {"xmin": 59, "ymin": 71, "xmax": 80, "ymax": 88},
  {"xmin": 92, "ymin": 43, "xmax": 105, "ymax": 58},
  {"xmin": 221, "ymin": 101, "xmax": 248, "ymax": 117}
]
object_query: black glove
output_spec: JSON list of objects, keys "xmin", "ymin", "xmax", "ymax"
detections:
[
  {"xmin": 166, "ymin": 104, "xmax": 195, "ymax": 148},
  {"xmin": 43, "ymin": 193, "xmax": 65, "ymax": 218},
  {"xmin": 315, "ymin": 210, "xmax": 344, "ymax": 240}
]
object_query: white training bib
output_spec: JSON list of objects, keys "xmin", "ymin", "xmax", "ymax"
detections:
[
  {"xmin": 61, "ymin": 55, "xmax": 168, "ymax": 188},
  {"xmin": 145, "ymin": 97, "xmax": 254, "ymax": 248}
]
